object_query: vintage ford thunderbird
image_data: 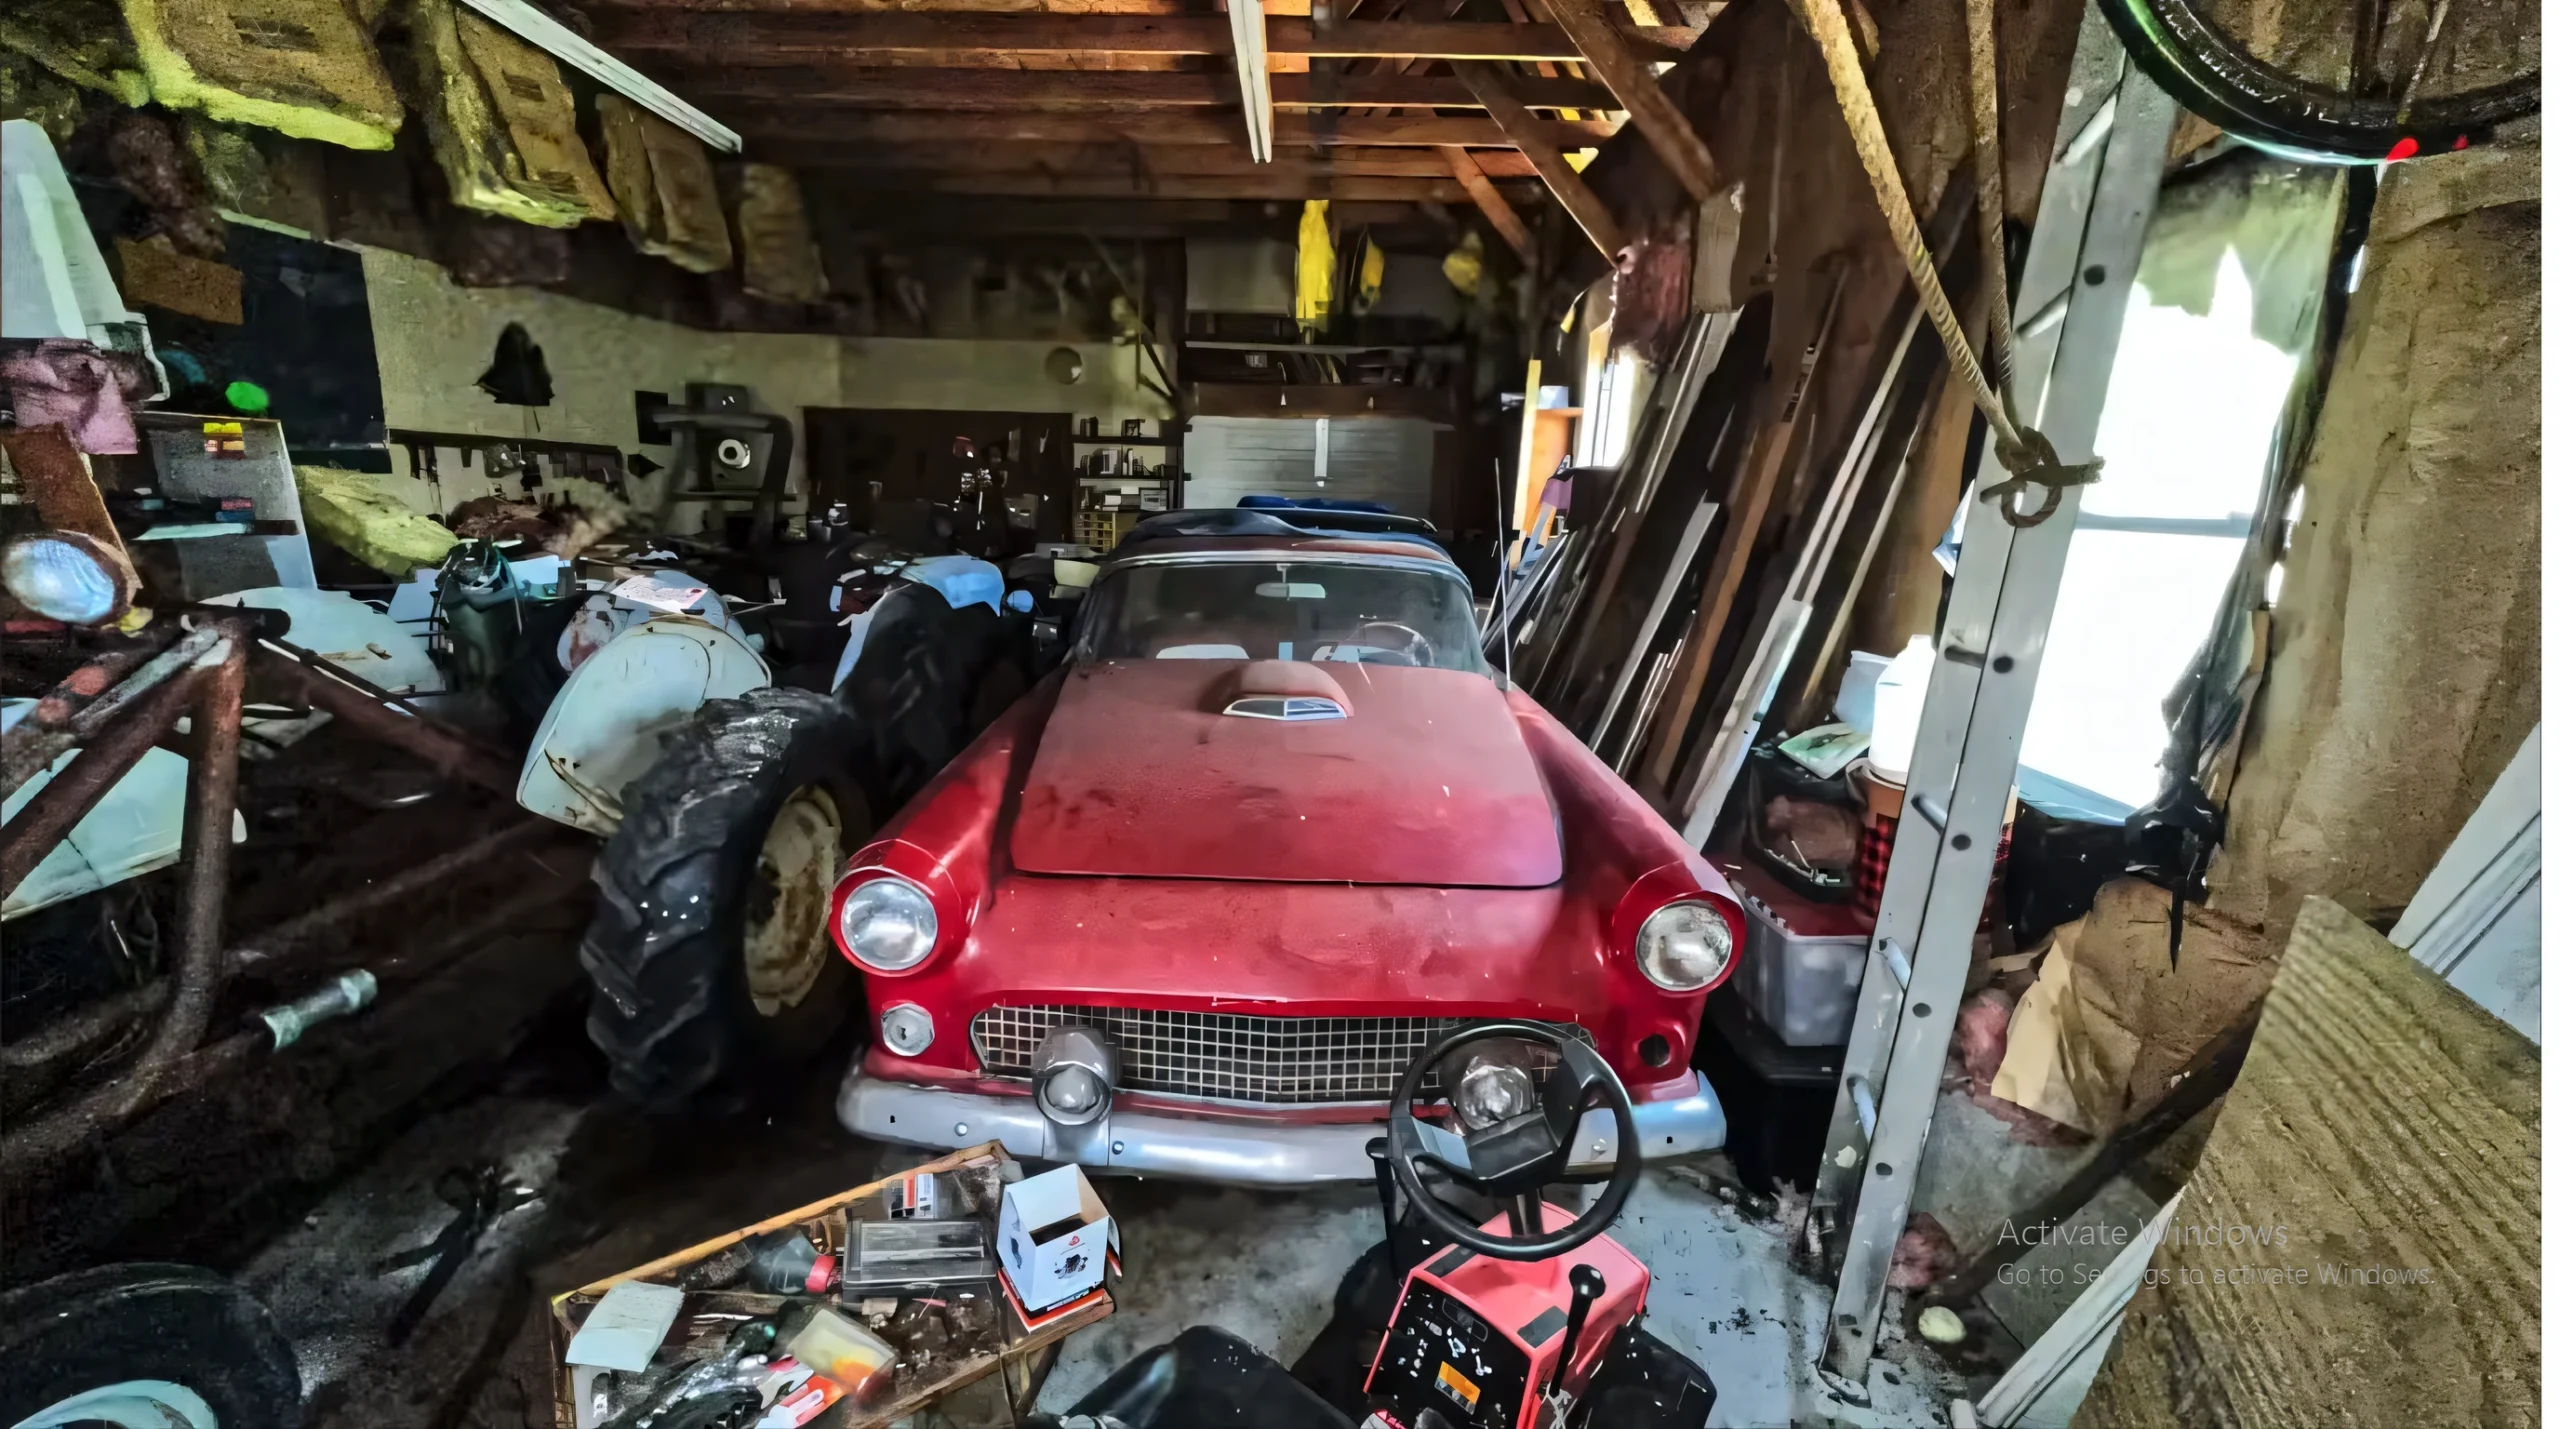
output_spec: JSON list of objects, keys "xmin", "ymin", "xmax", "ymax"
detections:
[{"xmin": 827, "ymin": 518, "xmax": 1743, "ymax": 1184}]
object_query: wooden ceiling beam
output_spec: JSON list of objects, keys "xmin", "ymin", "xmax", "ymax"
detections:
[
  {"xmin": 1455, "ymin": 61, "xmax": 1622, "ymax": 255},
  {"xmin": 807, "ymin": 170, "xmax": 1495, "ymax": 200},
  {"xmin": 711, "ymin": 108, "xmax": 1616, "ymax": 147},
  {"xmin": 1542, "ymin": 0, "xmax": 1723, "ymax": 201},
  {"xmin": 594, "ymin": 12, "xmax": 1694, "ymax": 63},
  {"xmin": 1440, "ymin": 145, "xmax": 1533, "ymax": 260},
  {"xmin": 758, "ymin": 139, "xmax": 1539, "ymax": 178},
  {"xmin": 796, "ymin": 195, "xmax": 1429, "ymax": 239},
  {"xmin": 689, "ymin": 68, "xmax": 1620, "ymax": 109}
]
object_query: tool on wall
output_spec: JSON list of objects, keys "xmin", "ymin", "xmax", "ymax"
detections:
[{"xmin": 645, "ymin": 383, "xmax": 794, "ymax": 555}]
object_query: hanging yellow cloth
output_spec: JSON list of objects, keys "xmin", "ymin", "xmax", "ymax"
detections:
[{"xmin": 1293, "ymin": 199, "xmax": 1333, "ymax": 334}]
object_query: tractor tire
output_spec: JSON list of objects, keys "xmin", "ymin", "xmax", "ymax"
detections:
[
  {"xmin": 838, "ymin": 583, "xmax": 1033, "ymax": 812},
  {"xmin": 0, "ymin": 1263, "xmax": 300, "ymax": 1429},
  {"xmin": 581, "ymin": 687, "xmax": 874, "ymax": 1108}
]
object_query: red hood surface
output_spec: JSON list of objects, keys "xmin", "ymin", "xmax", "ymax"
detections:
[{"xmin": 1008, "ymin": 659, "xmax": 1562, "ymax": 887}]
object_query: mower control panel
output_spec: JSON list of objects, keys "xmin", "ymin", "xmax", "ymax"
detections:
[{"xmin": 1367, "ymin": 1281, "xmax": 1532, "ymax": 1428}]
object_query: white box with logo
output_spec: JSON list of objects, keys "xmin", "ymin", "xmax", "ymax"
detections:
[{"xmin": 995, "ymin": 1165, "xmax": 1116, "ymax": 1312}]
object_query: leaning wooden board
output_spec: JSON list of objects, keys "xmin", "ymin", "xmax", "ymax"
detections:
[
  {"xmin": 2076, "ymin": 897, "xmax": 2539, "ymax": 1427},
  {"xmin": 548, "ymin": 1142, "xmax": 1114, "ymax": 1428}
]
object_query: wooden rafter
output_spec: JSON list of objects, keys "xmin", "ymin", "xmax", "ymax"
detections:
[
  {"xmin": 712, "ymin": 108, "xmax": 1617, "ymax": 147},
  {"xmin": 1440, "ymin": 146, "xmax": 1535, "ymax": 260},
  {"xmin": 1540, "ymin": 0, "xmax": 1723, "ymax": 202},
  {"xmin": 1228, "ymin": 0, "xmax": 1276, "ymax": 159},
  {"xmin": 795, "ymin": 171, "xmax": 1495, "ymax": 200},
  {"xmin": 591, "ymin": 13, "xmax": 1696, "ymax": 64},
  {"xmin": 686, "ymin": 68, "xmax": 1619, "ymax": 110},
  {"xmin": 1454, "ymin": 62, "xmax": 1623, "ymax": 255},
  {"xmin": 768, "ymin": 140, "xmax": 1540, "ymax": 179}
]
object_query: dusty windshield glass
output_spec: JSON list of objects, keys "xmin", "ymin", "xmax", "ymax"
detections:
[{"xmin": 1077, "ymin": 560, "xmax": 1488, "ymax": 674}]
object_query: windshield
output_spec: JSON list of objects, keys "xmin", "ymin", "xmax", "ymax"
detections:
[{"xmin": 1076, "ymin": 559, "xmax": 1488, "ymax": 674}]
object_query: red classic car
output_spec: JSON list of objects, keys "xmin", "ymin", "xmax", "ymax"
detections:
[{"xmin": 827, "ymin": 518, "xmax": 1743, "ymax": 1184}]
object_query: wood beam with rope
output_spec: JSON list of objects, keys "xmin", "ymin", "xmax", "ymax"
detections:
[{"xmin": 1455, "ymin": 61, "xmax": 1624, "ymax": 256}]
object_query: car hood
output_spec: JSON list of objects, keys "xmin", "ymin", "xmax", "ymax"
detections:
[{"xmin": 1008, "ymin": 660, "xmax": 1563, "ymax": 887}]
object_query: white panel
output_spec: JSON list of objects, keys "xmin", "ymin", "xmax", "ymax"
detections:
[{"xmin": 1183, "ymin": 417, "xmax": 1433, "ymax": 517}]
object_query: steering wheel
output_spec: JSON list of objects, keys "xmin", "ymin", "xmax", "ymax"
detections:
[
  {"xmin": 1347, "ymin": 621, "xmax": 1434, "ymax": 667},
  {"xmin": 1385, "ymin": 1022, "xmax": 1641, "ymax": 1261}
]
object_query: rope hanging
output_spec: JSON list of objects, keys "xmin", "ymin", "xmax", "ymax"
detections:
[{"xmin": 1790, "ymin": 0, "xmax": 2102, "ymax": 527}]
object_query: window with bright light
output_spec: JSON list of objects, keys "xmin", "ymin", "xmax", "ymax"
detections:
[{"xmin": 2016, "ymin": 168, "xmax": 2334, "ymax": 818}]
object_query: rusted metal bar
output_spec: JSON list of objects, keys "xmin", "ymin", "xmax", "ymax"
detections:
[
  {"xmin": 251, "ymin": 642, "xmax": 520, "ymax": 795},
  {"xmin": 0, "ymin": 662, "xmax": 207, "ymax": 904},
  {"xmin": 0, "ymin": 982, "xmax": 170, "ymax": 1070},
  {"xmin": 0, "ymin": 637, "xmax": 246, "ymax": 1175},
  {"xmin": 2, "ymin": 858, "xmax": 593, "ymax": 1174},
  {"xmin": 1, "ymin": 625, "xmax": 214, "ymax": 798},
  {"xmin": 228, "ymin": 819, "xmax": 568, "ymax": 968},
  {"xmin": 1, "ymin": 823, "xmax": 563, "ymax": 1066}
]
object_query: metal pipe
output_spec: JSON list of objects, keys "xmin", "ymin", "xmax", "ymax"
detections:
[
  {"xmin": 227, "ymin": 819, "xmax": 568, "ymax": 968},
  {"xmin": 252, "ymin": 643, "xmax": 519, "ymax": 795},
  {"xmin": 0, "ymin": 638, "xmax": 245, "ymax": 1175},
  {"xmin": 0, "ymin": 662, "xmax": 206, "ymax": 903},
  {"xmin": 1, "ymin": 855, "xmax": 592, "ymax": 1177},
  {"xmin": 0, "ymin": 981, "xmax": 169, "ymax": 1070},
  {"xmin": 258, "ymin": 970, "xmax": 379, "ymax": 1048},
  {"xmin": 0, "ymin": 627, "xmax": 208, "ymax": 798},
  {"xmin": 2, "ymin": 823, "xmax": 562, "ymax": 1064}
]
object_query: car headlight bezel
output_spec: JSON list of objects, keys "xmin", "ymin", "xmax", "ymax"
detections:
[
  {"xmin": 833, "ymin": 873, "xmax": 940, "ymax": 973},
  {"xmin": 1634, "ymin": 899, "xmax": 1735, "ymax": 992}
]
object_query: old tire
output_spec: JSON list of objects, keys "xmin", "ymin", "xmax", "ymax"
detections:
[
  {"xmin": 582, "ymin": 687, "xmax": 873, "ymax": 1107},
  {"xmin": 0, "ymin": 1263, "xmax": 299, "ymax": 1428}
]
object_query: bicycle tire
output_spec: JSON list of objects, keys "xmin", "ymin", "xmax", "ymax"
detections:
[{"xmin": 2098, "ymin": 0, "xmax": 2538, "ymax": 162}]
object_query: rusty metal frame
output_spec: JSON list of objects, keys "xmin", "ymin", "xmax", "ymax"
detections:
[{"xmin": 0, "ymin": 617, "xmax": 565, "ymax": 1176}]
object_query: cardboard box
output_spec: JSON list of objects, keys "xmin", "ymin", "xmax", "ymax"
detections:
[{"xmin": 995, "ymin": 1165, "xmax": 1116, "ymax": 1312}]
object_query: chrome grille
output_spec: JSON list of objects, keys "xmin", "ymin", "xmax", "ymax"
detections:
[{"xmin": 969, "ymin": 1006, "xmax": 1589, "ymax": 1106}]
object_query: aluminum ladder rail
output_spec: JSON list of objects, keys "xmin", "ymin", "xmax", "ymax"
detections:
[{"xmin": 1812, "ymin": 6, "xmax": 2178, "ymax": 1382}]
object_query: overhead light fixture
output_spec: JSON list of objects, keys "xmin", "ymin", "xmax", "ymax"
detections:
[
  {"xmin": 455, "ymin": 0, "xmax": 741, "ymax": 153},
  {"xmin": 1226, "ymin": 0, "xmax": 1275, "ymax": 164}
]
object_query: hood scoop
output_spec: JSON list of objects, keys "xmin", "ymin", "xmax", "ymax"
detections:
[
  {"xmin": 1012, "ymin": 660, "xmax": 1561, "ymax": 887},
  {"xmin": 1214, "ymin": 661, "xmax": 1351, "ymax": 722}
]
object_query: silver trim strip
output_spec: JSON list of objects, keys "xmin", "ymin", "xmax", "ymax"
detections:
[{"xmin": 837, "ymin": 1068, "xmax": 1727, "ymax": 1186}]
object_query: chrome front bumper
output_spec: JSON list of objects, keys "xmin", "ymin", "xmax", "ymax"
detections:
[{"xmin": 837, "ymin": 1067, "xmax": 1727, "ymax": 1186}]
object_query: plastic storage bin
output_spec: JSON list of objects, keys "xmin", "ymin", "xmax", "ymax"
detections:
[{"xmin": 1715, "ymin": 858, "xmax": 1873, "ymax": 1048}]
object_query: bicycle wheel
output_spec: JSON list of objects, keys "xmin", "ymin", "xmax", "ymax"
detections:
[{"xmin": 2098, "ymin": 0, "xmax": 2539, "ymax": 162}]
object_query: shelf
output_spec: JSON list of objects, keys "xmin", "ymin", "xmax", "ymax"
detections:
[
  {"xmin": 1079, "ymin": 476, "xmax": 1169, "ymax": 484},
  {"xmin": 1072, "ymin": 435, "xmax": 1174, "ymax": 447}
]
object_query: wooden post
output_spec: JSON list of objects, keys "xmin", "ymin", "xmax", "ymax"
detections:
[{"xmin": 1455, "ymin": 62, "xmax": 1625, "ymax": 257}]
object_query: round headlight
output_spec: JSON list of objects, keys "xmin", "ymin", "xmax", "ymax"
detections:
[
  {"xmin": 879, "ymin": 1002, "xmax": 934, "ymax": 1055},
  {"xmin": 2, "ymin": 532, "xmax": 129, "ymax": 626},
  {"xmin": 1454, "ymin": 1058, "xmax": 1536, "ymax": 1130},
  {"xmin": 1635, "ymin": 900, "xmax": 1733, "ymax": 991},
  {"xmin": 835, "ymin": 875, "xmax": 938, "ymax": 972}
]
